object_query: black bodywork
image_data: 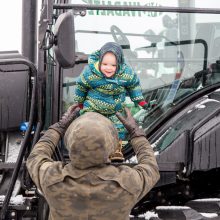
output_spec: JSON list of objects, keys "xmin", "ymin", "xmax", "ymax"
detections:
[{"xmin": 131, "ymin": 82, "xmax": 220, "ymax": 216}]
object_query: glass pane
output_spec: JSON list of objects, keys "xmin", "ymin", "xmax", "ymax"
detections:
[{"xmin": 62, "ymin": 2, "xmax": 220, "ymax": 148}]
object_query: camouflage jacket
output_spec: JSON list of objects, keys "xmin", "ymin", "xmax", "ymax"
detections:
[{"xmin": 27, "ymin": 113, "xmax": 159, "ymax": 220}]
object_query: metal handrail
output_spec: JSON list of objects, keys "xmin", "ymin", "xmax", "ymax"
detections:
[
  {"xmin": 53, "ymin": 4, "xmax": 220, "ymax": 14},
  {"xmin": 0, "ymin": 58, "xmax": 37, "ymax": 220}
]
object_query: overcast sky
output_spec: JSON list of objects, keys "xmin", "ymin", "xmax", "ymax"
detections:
[
  {"xmin": 1, "ymin": 0, "xmax": 220, "ymax": 53},
  {"xmin": 0, "ymin": 0, "xmax": 22, "ymax": 52}
]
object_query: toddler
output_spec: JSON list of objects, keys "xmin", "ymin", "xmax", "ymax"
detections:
[{"xmin": 74, "ymin": 42, "xmax": 148, "ymax": 161}]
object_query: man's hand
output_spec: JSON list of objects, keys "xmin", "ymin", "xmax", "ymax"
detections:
[
  {"xmin": 116, "ymin": 107, "xmax": 145, "ymax": 139},
  {"xmin": 49, "ymin": 104, "xmax": 80, "ymax": 137}
]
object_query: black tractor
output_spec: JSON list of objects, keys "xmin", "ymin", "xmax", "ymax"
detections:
[{"xmin": 1, "ymin": 1, "xmax": 220, "ymax": 219}]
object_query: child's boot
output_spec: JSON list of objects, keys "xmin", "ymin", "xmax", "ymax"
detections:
[{"xmin": 110, "ymin": 140, "xmax": 125, "ymax": 162}]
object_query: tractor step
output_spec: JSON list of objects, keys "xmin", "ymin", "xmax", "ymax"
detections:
[
  {"xmin": 186, "ymin": 198, "xmax": 220, "ymax": 214},
  {"xmin": 155, "ymin": 206, "xmax": 210, "ymax": 220},
  {"xmin": 0, "ymin": 162, "xmax": 24, "ymax": 170},
  {"xmin": 0, "ymin": 196, "xmax": 37, "ymax": 219},
  {"xmin": 0, "ymin": 195, "xmax": 25, "ymax": 206}
]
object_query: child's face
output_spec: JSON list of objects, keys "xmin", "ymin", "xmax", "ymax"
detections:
[{"xmin": 100, "ymin": 52, "xmax": 117, "ymax": 78}]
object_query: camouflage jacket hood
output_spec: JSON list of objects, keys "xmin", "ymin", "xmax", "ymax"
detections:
[{"xmin": 64, "ymin": 112, "xmax": 119, "ymax": 169}]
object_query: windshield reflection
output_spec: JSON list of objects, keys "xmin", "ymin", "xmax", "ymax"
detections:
[{"xmin": 63, "ymin": 7, "xmax": 220, "ymax": 132}]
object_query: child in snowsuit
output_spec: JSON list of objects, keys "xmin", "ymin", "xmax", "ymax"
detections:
[{"xmin": 74, "ymin": 42, "xmax": 148, "ymax": 160}]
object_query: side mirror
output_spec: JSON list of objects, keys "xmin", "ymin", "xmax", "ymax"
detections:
[{"xmin": 54, "ymin": 11, "xmax": 75, "ymax": 68}]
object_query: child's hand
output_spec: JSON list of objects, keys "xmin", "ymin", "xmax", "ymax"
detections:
[
  {"xmin": 143, "ymin": 100, "xmax": 157, "ymax": 110},
  {"xmin": 78, "ymin": 103, "xmax": 83, "ymax": 109}
]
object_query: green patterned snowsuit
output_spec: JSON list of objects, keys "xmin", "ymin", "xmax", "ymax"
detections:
[{"xmin": 74, "ymin": 43, "xmax": 145, "ymax": 140}]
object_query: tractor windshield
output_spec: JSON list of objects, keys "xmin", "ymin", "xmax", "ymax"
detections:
[{"xmin": 62, "ymin": 1, "xmax": 220, "ymax": 132}]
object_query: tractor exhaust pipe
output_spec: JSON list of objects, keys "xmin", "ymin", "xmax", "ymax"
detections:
[{"xmin": 22, "ymin": 0, "xmax": 38, "ymax": 64}]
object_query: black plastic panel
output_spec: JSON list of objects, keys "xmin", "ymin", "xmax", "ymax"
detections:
[{"xmin": 0, "ymin": 52, "xmax": 29, "ymax": 131}]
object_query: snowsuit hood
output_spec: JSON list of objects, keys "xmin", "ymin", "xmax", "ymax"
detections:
[
  {"xmin": 64, "ymin": 112, "xmax": 119, "ymax": 169},
  {"xmin": 88, "ymin": 42, "xmax": 125, "ymax": 77}
]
